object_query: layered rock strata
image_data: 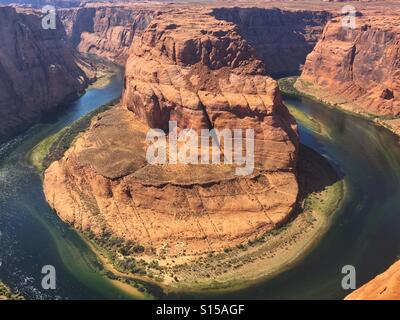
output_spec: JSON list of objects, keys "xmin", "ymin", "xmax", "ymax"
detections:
[
  {"xmin": 212, "ymin": 7, "xmax": 332, "ymax": 76},
  {"xmin": 44, "ymin": 10, "xmax": 299, "ymax": 256},
  {"xmin": 59, "ymin": 5, "xmax": 159, "ymax": 63},
  {"xmin": 297, "ymin": 12, "xmax": 400, "ymax": 116},
  {"xmin": 0, "ymin": 6, "xmax": 92, "ymax": 141}
]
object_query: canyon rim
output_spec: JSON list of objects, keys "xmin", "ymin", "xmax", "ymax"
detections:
[{"xmin": 0, "ymin": 0, "xmax": 400, "ymax": 302}]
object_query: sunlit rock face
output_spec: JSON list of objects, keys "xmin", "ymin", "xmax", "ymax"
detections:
[
  {"xmin": 298, "ymin": 13, "xmax": 400, "ymax": 116},
  {"xmin": 44, "ymin": 9, "xmax": 299, "ymax": 256},
  {"xmin": 346, "ymin": 260, "xmax": 400, "ymax": 300},
  {"xmin": 59, "ymin": 5, "xmax": 158, "ymax": 64}
]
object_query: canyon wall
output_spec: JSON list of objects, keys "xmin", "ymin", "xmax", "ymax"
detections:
[
  {"xmin": 59, "ymin": 5, "xmax": 159, "ymax": 63},
  {"xmin": 0, "ymin": 7, "xmax": 92, "ymax": 142},
  {"xmin": 212, "ymin": 7, "xmax": 332, "ymax": 77},
  {"xmin": 44, "ymin": 9, "xmax": 299, "ymax": 256},
  {"xmin": 297, "ymin": 13, "xmax": 400, "ymax": 116},
  {"xmin": 59, "ymin": 5, "xmax": 333, "ymax": 72},
  {"xmin": 346, "ymin": 260, "xmax": 400, "ymax": 300}
]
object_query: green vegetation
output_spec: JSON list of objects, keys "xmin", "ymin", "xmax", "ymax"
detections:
[
  {"xmin": 28, "ymin": 97, "xmax": 120, "ymax": 173},
  {"xmin": 82, "ymin": 230, "xmax": 166, "ymax": 286},
  {"xmin": 161, "ymin": 144, "xmax": 344, "ymax": 292},
  {"xmin": 0, "ymin": 282, "xmax": 24, "ymax": 300},
  {"xmin": 278, "ymin": 76, "xmax": 302, "ymax": 98},
  {"xmin": 278, "ymin": 76, "xmax": 378, "ymax": 121},
  {"xmin": 286, "ymin": 102, "xmax": 323, "ymax": 134}
]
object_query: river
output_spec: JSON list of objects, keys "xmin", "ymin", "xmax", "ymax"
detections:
[{"xmin": 1, "ymin": 73, "xmax": 400, "ymax": 299}]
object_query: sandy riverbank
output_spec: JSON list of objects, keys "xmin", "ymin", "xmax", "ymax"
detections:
[
  {"xmin": 28, "ymin": 74, "xmax": 345, "ymax": 297},
  {"xmin": 73, "ymin": 144, "xmax": 344, "ymax": 295},
  {"xmin": 292, "ymin": 77, "xmax": 400, "ymax": 138}
]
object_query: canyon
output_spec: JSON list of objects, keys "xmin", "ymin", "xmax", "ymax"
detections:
[
  {"xmin": 57, "ymin": 3, "xmax": 333, "ymax": 75},
  {"xmin": 43, "ymin": 8, "xmax": 299, "ymax": 257},
  {"xmin": 58, "ymin": 3, "xmax": 159, "ymax": 64},
  {"xmin": 42, "ymin": 1, "xmax": 400, "ymax": 294},
  {"xmin": 0, "ymin": 0, "xmax": 399, "ymax": 298},
  {"xmin": 0, "ymin": 6, "xmax": 94, "ymax": 142},
  {"xmin": 212, "ymin": 7, "xmax": 332, "ymax": 76},
  {"xmin": 296, "ymin": 9, "xmax": 400, "ymax": 119}
]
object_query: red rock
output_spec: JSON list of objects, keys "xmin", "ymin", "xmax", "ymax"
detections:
[
  {"xmin": 44, "ymin": 9, "xmax": 299, "ymax": 256},
  {"xmin": 297, "ymin": 11, "xmax": 400, "ymax": 116},
  {"xmin": 0, "ymin": 6, "xmax": 92, "ymax": 142},
  {"xmin": 345, "ymin": 260, "xmax": 400, "ymax": 300},
  {"xmin": 59, "ymin": 4, "xmax": 160, "ymax": 64}
]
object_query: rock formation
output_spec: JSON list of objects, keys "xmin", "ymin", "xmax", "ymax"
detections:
[
  {"xmin": 44, "ymin": 9, "xmax": 299, "ymax": 256},
  {"xmin": 345, "ymin": 260, "xmax": 400, "ymax": 300},
  {"xmin": 0, "ymin": 6, "xmax": 92, "ymax": 142},
  {"xmin": 212, "ymin": 7, "xmax": 332, "ymax": 77},
  {"xmin": 58, "ymin": 4, "xmax": 334, "ymax": 73},
  {"xmin": 297, "ymin": 11, "xmax": 400, "ymax": 116},
  {"xmin": 59, "ymin": 4, "xmax": 159, "ymax": 63}
]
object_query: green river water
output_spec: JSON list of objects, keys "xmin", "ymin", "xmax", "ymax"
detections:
[{"xmin": 1, "ymin": 74, "xmax": 399, "ymax": 299}]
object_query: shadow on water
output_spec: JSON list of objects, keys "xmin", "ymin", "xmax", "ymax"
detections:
[
  {"xmin": 169, "ymin": 93, "xmax": 400, "ymax": 300},
  {"xmin": 0, "ymin": 71, "xmax": 141, "ymax": 299},
  {"xmin": 297, "ymin": 144, "xmax": 341, "ymax": 196},
  {"xmin": 2, "ymin": 71, "xmax": 400, "ymax": 299}
]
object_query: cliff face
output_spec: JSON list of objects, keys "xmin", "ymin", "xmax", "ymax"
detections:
[
  {"xmin": 59, "ymin": 5, "xmax": 158, "ymax": 64},
  {"xmin": 345, "ymin": 260, "xmax": 400, "ymax": 300},
  {"xmin": 44, "ymin": 9, "xmax": 299, "ymax": 256},
  {"xmin": 0, "ymin": 7, "xmax": 91, "ymax": 142},
  {"xmin": 59, "ymin": 5, "xmax": 333, "ymax": 72},
  {"xmin": 212, "ymin": 7, "xmax": 332, "ymax": 77},
  {"xmin": 297, "ymin": 14, "xmax": 400, "ymax": 116}
]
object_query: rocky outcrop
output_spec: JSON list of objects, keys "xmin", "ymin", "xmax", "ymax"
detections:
[
  {"xmin": 44, "ymin": 9, "xmax": 299, "ymax": 256},
  {"xmin": 59, "ymin": 5, "xmax": 158, "ymax": 63},
  {"xmin": 297, "ymin": 13, "xmax": 400, "ymax": 116},
  {"xmin": 212, "ymin": 7, "xmax": 332, "ymax": 77},
  {"xmin": 345, "ymin": 260, "xmax": 400, "ymax": 300},
  {"xmin": 0, "ymin": 7, "xmax": 92, "ymax": 142}
]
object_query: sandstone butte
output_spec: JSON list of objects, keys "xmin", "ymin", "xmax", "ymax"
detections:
[
  {"xmin": 296, "ymin": 9, "xmax": 400, "ymax": 117},
  {"xmin": 39, "ymin": 0, "xmax": 400, "ymax": 297},
  {"xmin": 0, "ymin": 6, "xmax": 94, "ymax": 142},
  {"xmin": 346, "ymin": 260, "xmax": 400, "ymax": 300},
  {"xmin": 43, "ymin": 9, "xmax": 299, "ymax": 256}
]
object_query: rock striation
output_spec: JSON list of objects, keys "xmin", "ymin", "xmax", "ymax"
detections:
[
  {"xmin": 297, "ymin": 12, "xmax": 400, "ymax": 116},
  {"xmin": 59, "ymin": 4, "xmax": 159, "ymax": 64},
  {"xmin": 0, "ymin": 6, "xmax": 92, "ymax": 142},
  {"xmin": 345, "ymin": 260, "xmax": 400, "ymax": 300},
  {"xmin": 212, "ymin": 7, "xmax": 332, "ymax": 77},
  {"xmin": 44, "ymin": 9, "xmax": 299, "ymax": 256}
]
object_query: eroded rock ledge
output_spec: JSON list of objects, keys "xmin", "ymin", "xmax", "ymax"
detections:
[{"xmin": 44, "ymin": 9, "xmax": 299, "ymax": 257}]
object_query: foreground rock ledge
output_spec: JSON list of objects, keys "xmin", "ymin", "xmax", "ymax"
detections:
[
  {"xmin": 346, "ymin": 260, "xmax": 400, "ymax": 300},
  {"xmin": 44, "ymin": 9, "xmax": 299, "ymax": 256}
]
